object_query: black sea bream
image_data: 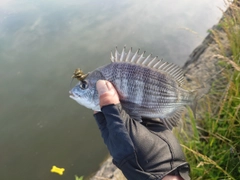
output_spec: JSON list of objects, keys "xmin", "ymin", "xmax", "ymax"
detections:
[{"xmin": 69, "ymin": 47, "xmax": 197, "ymax": 129}]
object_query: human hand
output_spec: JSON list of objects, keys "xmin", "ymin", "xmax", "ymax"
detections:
[{"xmin": 93, "ymin": 80, "xmax": 190, "ymax": 180}]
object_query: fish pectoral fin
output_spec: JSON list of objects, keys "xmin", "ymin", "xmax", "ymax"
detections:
[{"xmin": 161, "ymin": 107, "xmax": 185, "ymax": 130}]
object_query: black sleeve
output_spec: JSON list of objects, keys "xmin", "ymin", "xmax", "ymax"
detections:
[{"xmin": 94, "ymin": 104, "xmax": 190, "ymax": 180}]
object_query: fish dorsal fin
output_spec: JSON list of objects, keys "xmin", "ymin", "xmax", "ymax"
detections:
[{"xmin": 110, "ymin": 47, "xmax": 184, "ymax": 86}]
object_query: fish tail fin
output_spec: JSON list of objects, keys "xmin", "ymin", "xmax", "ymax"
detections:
[
  {"xmin": 189, "ymin": 98, "xmax": 197, "ymax": 119},
  {"xmin": 196, "ymin": 82, "xmax": 211, "ymax": 100},
  {"xmin": 188, "ymin": 68, "xmax": 226, "ymax": 118},
  {"xmin": 189, "ymin": 82, "xmax": 210, "ymax": 118}
]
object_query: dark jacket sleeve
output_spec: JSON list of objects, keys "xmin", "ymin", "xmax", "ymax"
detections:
[{"xmin": 94, "ymin": 104, "xmax": 190, "ymax": 180}]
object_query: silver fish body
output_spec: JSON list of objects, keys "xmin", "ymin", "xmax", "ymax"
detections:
[{"xmin": 69, "ymin": 47, "xmax": 197, "ymax": 129}]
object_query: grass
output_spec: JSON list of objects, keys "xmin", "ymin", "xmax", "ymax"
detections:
[
  {"xmin": 178, "ymin": 1, "xmax": 240, "ymax": 179},
  {"xmin": 75, "ymin": 175, "xmax": 84, "ymax": 180}
]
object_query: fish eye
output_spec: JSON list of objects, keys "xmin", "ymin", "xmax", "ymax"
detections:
[{"xmin": 79, "ymin": 81, "xmax": 88, "ymax": 90}]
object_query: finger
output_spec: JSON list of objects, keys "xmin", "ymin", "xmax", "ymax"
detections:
[
  {"xmin": 96, "ymin": 80, "xmax": 120, "ymax": 107},
  {"xmin": 96, "ymin": 80, "xmax": 109, "ymax": 95}
]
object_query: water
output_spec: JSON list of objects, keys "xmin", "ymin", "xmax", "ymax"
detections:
[{"xmin": 0, "ymin": 0, "xmax": 228, "ymax": 179}]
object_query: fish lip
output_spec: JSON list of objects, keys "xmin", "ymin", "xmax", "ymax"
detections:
[{"xmin": 69, "ymin": 91, "xmax": 75, "ymax": 98}]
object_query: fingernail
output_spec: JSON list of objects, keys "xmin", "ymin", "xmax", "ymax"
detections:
[
  {"xmin": 96, "ymin": 80, "xmax": 109, "ymax": 95},
  {"xmin": 105, "ymin": 81, "xmax": 114, "ymax": 90}
]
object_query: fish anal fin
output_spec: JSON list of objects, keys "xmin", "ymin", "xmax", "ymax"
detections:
[{"xmin": 162, "ymin": 107, "xmax": 185, "ymax": 130}]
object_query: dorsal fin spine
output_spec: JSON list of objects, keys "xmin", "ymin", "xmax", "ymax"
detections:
[
  {"xmin": 171, "ymin": 68, "xmax": 182, "ymax": 75},
  {"xmin": 125, "ymin": 48, "xmax": 132, "ymax": 62},
  {"xmin": 115, "ymin": 47, "xmax": 119, "ymax": 61},
  {"xmin": 110, "ymin": 52, "xmax": 115, "ymax": 62},
  {"xmin": 161, "ymin": 62, "xmax": 172, "ymax": 70},
  {"xmin": 131, "ymin": 49, "xmax": 140, "ymax": 62},
  {"xmin": 164, "ymin": 64, "xmax": 176, "ymax": 71},
  {"xmin": 111, "ymin": 47, "xmax": 184, "ymax": 86},
  {"xmin": 142, "ymin": 54, "xmax": 151, "ymax": 65},
  {"xmin": 171, "ymin": 69, "xmax": 183, "ymax": 76},
  {"xmin": 157, "ymin": 62, "xmax": 168, "ymax": 69},
  {"xmin": 152, "ymin": 60, "xmax": 162, "ymax": 68},
  {"xmin": 147, "ymin": 56, "xmax": 157, "ymax": 67},
  {"xmin": 171, "ymin": 69, "xmax": 183, "ymax": 77},
  {"xmin": 120, "ymin": 47, "xmax": 125, "ymax": 61},
  {"xmin": 174, "ymin": 73, "xmax": 183, "ymax": 82},
  {"xmin": 170, "ymin": 70, "xmax": 183, "ymax": 82},
  {"xmin": 168, "ymin": 65, "xmax": 179, "ymax": 73},
  {"xmin": 136, "ymin": 51, "xmax": 145, "ymax": 64}
]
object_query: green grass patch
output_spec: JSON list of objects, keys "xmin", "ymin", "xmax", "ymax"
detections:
[
  {"xmin": 75, "ymin": 175, "xmax": 84, "ymax": 180},
  {"xmin": 179, "ymin": 2, "xmax": 240, "ymax": 179}
]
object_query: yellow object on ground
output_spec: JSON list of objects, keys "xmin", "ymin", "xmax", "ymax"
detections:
[{"xmin": 50, "ymin": 165, "xmax": 65, "ymax": 175}]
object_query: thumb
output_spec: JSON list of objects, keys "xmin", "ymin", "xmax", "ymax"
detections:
[{"xmin": 96, "ymin": 80, "xmax": 120, "ymax": 107}]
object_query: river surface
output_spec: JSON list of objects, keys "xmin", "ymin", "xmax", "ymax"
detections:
[{"xmin": 0, "ymin": 0, "xmax": 228, "ymax": 179}]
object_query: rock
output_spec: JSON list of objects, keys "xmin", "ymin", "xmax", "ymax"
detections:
[{"xmin": 90, "ymin": 156, "xmax": 126, "ymax": 180}]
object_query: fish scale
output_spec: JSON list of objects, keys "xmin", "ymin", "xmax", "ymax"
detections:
[
  {"xmin": 100, "ymin": 63, "xmax": 174, "ymax": 105},
  {"xmin": 70, "ymin": 47, "xmax": 198, "ymax": 129}
]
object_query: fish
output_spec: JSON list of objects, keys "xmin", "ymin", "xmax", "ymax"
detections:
[{"xmin": 69, "ymin": 47, "xmax": 198, "ymax": 129}]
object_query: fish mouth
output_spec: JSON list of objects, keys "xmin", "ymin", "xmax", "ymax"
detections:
[{"xmin": 69, "ymin": 91, "xmax": 75, "ymax": 98}]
